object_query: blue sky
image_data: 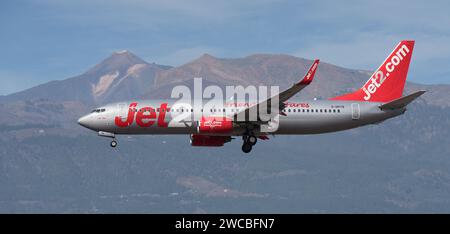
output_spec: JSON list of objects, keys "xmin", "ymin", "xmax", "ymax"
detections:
[{"xmin": 1, "ymin": 0, "xmax": 450, "ymax": 95}]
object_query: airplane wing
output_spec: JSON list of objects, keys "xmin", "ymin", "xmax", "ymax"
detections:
[{"xmin": 233, "ymin": 59, "xmax": 320, "ymax": 122}]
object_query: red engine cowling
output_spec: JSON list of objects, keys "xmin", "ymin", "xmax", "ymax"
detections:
[
  {"xmin": 190, "ymin": 134, "xmax": 232, "ymax": 147},
  {"xmin": 198, "ymin": 116, "xmax": 233, "ymax": 133}
]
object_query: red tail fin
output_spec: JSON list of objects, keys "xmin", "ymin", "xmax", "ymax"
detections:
[{"xmin": 330, "ymin": 40, "xmax": 415, "ymax": 102}]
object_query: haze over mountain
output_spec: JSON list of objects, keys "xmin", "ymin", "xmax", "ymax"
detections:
[{"xmin": 1, "ymin": 51, "xmax": 450, "ymax": 213}]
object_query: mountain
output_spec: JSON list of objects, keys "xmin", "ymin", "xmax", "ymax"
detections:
[
  {"xmin": 1, "ymin": 51, "xmax": 450, "ymax": 213},
  {"xmin": 150, "ymin": 53, "xmax": 450, "ymax": 106},
  {"xmin": 1, "ymin": 51, "xmax": 171, "ymax": 105},
  {"xmin": 3, "ymin": 51, "xmax": 450, "ymax": 106},
  {"xmin": 148, "ymin": 53, "xmax": 383, "ymax": 100}
]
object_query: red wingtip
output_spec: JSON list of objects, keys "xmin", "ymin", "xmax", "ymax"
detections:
[{"xmin": 298, "ymin": 59, "xmax": 320, "ymax": 85}]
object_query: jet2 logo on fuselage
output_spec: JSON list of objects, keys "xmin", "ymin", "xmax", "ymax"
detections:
[{"xmin": 115, "ymin": 102, "xmax": 169, "ymax": 128}]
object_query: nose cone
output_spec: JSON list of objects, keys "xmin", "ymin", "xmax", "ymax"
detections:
[{"xmin": 78, "ymin": 115, "xmax": 93, "ymax": 129}]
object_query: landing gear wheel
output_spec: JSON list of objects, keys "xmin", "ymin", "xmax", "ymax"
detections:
[
  {"xmin": 110, "ymin": 140, "xmax": 117, "ymax": 148},
  {"xmin": 248, "ymin": 136, "xmax": 257, "ymax": 145},
  {"xmin": 242, "ymin": 143, "xmax": 252, "ymax": 153}
]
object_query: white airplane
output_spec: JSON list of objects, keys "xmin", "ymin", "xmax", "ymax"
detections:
[{"xmin": 78, "ymin": 40, "xmax": 425, "ymax": 153}]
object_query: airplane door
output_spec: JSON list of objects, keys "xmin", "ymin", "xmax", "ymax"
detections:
[
  {"xmin": 351, "ymin": 103, "xmax": 360, "ymax": 120},
  {"xmin": 117, "ymin": 103, "xmax": 130, "ymax": 126}
]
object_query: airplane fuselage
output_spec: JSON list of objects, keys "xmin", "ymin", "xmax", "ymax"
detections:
[{"xmin": 78, "ymin": 99, "xmax": 404, "ymax": 136}]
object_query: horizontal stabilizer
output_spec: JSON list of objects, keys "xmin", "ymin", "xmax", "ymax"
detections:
[{"xmin": 379, "ymin": 90, "xmax": 426, "ymax": 110}]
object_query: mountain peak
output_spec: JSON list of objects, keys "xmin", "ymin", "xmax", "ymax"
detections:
[
  {"xmin": 201, "ymin": 53, "xmax": 215, "ymax": 58},
  {"xmin": 187, "ymin": 53, "xmax": 219, "ymax": 66},
  {"xmin": 197, "ymin": 53, "xmax": 218, "ymax": 61},
  {"xmin": 114, "ymin": 50, "xmax": 129, "ymax": 54},
  {"xmin": 84, "ymin": 50, "xmax": 148, "ymax": 77},
  {"xmin": 107, "ymin": 50, "xmax": 146, "ymax": 64}
]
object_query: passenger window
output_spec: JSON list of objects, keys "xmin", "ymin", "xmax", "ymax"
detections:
[{"xmin": 338, "ymin": 109, "xmax": 341, "ymax": 113}]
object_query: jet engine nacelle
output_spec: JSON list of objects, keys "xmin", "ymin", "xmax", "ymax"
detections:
[
  {"xmin": 190, "ymin": 134, "xmax": 232, "ymax": 147},
  {"xmin": 197, "ymin": 116, "xmax": 233, "ymax": 133}
]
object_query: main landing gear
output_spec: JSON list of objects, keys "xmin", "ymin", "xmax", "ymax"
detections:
[{"xmin": 241, "ymin": 135, "xmax": 257, "ymax": 153}]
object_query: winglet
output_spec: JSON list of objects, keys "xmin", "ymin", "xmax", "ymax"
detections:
[
  {"xmin": 379, "ymin": 90, "xmax": 426, "ymax": 110},
  {"xmin": 298, "ymin": 59, "xmax": 320, "ymax": 85}
]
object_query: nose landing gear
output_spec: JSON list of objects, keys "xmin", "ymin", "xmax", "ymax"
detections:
[
  {"xmin": 110, "ymin": 139, "xmax": 118, "ymax": 148},
  {"xmin": 98, "ymin": 131, "xmax": 118, "ymax": 148}
]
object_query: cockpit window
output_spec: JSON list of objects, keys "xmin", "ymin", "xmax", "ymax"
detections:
[{"xmin": 91, "ymin": 108, "xmax": 106, "ymax": 113}]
